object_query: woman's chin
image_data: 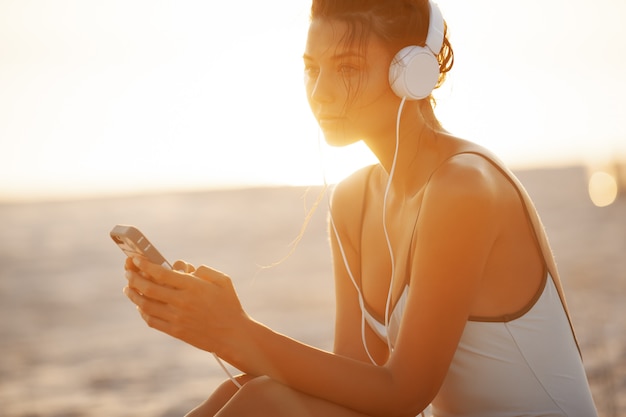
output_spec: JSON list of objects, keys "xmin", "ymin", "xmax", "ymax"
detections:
[{"xmin": 320, "ymin": 130, "xmax": 358, "ymax": 148}]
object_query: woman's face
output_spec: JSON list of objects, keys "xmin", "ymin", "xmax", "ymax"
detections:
[{"xmin": 303, "ymin": 19, "xmax": 400, "ymax": 146}]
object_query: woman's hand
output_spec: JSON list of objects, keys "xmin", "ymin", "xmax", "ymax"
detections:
[{"xmin": 123, "ymin": 257, "xmax": 249, "ymax": 355}]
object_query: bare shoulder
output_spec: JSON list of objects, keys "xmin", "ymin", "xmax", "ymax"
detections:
[
  {"xmin": 330, "ymin": 164, "xmax": 377, "ymax": 219},
  {"xmin": 431, "ymin": 153, "xmax": 499, "ymax": 196},
  {"xmin": 328, "ymin": 164, "xmax": 378, "ymax": 250},
  {"xmin": 423, "ymin": 152, "xmax": 515, "ymax": 224}
]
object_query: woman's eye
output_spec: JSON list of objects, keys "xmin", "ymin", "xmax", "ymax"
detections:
[
  {"xmin": 304, "ymin": 65, "xmax": 320, "ymax": 77},
  {"xmin": 339, "ymin": 65, "xmax": 358, "ymax": 76}
]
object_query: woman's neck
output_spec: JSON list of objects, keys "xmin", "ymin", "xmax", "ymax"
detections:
[{"xmin": 364, "ymin": 101, "xmax": 441, "ymax": 195}]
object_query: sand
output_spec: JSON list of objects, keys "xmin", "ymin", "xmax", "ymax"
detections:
[{"xmin": 0, "ymin": 165, "xmax": 624, "ymax": 417}]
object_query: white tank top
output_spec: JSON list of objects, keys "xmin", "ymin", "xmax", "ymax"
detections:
[
  {"xmin": 364, "ymin": 274, "xmax": 597, "ymax": 416},
  {"xmin": 359, "ymin": 152, "xmax": 597, "ymax": 416}
]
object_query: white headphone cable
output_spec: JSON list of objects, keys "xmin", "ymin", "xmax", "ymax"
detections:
[
  {"xmin": 318, "ymin": 130, "xmax": 380, "ymax": 365},
  {"xmin": 323, "ymin": 95, "xmax": 407, "ymax": 363},
  {"xmin": 213, "ymin": 352, "xmax": 242, "ymax": 388},
  {"xmin": 382, "ymin": 96, "xmax": 407, "ymax": 354}
]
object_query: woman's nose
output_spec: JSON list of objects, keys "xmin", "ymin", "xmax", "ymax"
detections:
[{"xmin": 307, "ymin": 70, "xmax": 334, "ymax": 104}]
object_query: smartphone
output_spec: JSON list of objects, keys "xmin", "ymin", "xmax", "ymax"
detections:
[{"xmin": 110, "ymin": 224, "xmax": 172, "ymax": 269}]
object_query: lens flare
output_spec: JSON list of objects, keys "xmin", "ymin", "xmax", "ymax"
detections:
[{"xmin": 588, "ymin": 171, "xmax": 618, "ymax": 207}]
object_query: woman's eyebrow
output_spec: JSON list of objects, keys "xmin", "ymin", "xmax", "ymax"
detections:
[
  {"xmin": 302, "ymin": 51, "xmax": 365, "ymax": 61},
  {"xmin": 332, "ymin": 51, "xmax": 365, "ymax": 60}
]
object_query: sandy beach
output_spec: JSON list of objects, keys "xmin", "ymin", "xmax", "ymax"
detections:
[{"xmin": 1, "ymin": 165, "xmax": 624, "ymax": 417}]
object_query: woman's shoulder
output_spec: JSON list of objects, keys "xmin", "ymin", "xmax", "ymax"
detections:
[
  {"xmin": 427, "ymin": 138, "xmax": 518, "ymax": 207},
  {"xmin": 328, "ymin": 164, "xmax": 379, "ymax": 247},
  {"xmin": 330, "ymin": 164, "xmax": 379, "ymax": 224},
  {"xmin": 439, "ymin": 136, "xmax": 503, "ymax": 169}
]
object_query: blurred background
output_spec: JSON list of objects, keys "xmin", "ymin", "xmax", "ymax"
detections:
[
  {"xmin": 0, "ymin": 1, "xmax": 625, "ymax": 416},
  {"xmin": 1, "ymin": 0, "xmax": 625, "ymax": 202}
]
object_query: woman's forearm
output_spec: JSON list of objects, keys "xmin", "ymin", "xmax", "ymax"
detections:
[
  {"xmin": 124, "ymin": 258, "xmax": 430, "ymax": 415},
  {"xmin": 219, "ymin": 317, "xmax": 426, "ymax": 417}
]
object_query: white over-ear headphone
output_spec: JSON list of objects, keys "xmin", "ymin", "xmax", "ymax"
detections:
[{"xmin": 389, "ymin": 1, "xmax": 445, "ymax": 100}]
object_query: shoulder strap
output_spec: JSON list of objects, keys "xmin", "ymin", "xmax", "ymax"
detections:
[
  {"xmin": 456, "ymin": 151, "xmax": 582, "ymax": 357},
  {"xmin": 357, "ymin": 165, "xmax": 377, "ymax": 286},
  {"xmin": 330, "ymin": 164, "xmax": 377, "ymax": 288}
]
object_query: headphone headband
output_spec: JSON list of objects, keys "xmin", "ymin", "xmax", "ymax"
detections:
[{"xmin": 425, "ymin": 1, "xmax": 444, "ymax": 56}]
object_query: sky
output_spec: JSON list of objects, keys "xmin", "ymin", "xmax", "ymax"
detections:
[{"xmin": 1, "ymin": 0, "xmax": 625, "ymax": 201}]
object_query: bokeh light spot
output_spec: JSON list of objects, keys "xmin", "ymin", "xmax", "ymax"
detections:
[{"xmin": 588, "ymin": 171, "xmax": 618, "ymax": 207}]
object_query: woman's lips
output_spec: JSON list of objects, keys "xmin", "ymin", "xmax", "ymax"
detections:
[{"xmin": 317, "ymin": 115, "xmax": 345, "ymax": 127}]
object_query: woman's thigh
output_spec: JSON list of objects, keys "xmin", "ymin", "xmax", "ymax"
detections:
[
  {"xmin": 215, "ymin": 376, "xmax": 372, "ymax": 417},
  {"xmin": 185, "ymin": 375, "xmax": 256, "ymax": 417}
]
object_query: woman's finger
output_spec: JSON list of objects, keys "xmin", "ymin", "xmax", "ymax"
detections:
[
  {"xmin": 173, "ymin": 259, "xmax": 196, "ymax": 273},
  {"xmin": 133, "ymin": 257, "xmax": 187, "ymax": 289},
  {"xmin": 124, "ymin": 256, "xmax": 140, "ymax": 271},
  {"xmin": 193, "ymin": 265, "xmax": 229, "ymax": 286},
  {"xmin": 125, "ymin": 268, "xmax": 180, "ymax": 306},
  {"xmin": 124, "ymin": 286, "xmax": 174, "ymax": 328}
]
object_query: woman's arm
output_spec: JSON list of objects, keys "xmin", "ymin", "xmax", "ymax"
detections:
[{"xmin": 124, "ymin": 155, "xmax": 503, "ymax": 417}]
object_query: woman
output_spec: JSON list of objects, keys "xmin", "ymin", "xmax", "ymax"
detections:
[{"xmin": 123, "ymin": 0, "xmax": 598, "ymax": 415}]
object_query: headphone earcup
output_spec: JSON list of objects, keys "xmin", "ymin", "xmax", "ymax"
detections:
[{"xmin": 389, "ymin": 45, "xmax": 440, "ymax": 100}]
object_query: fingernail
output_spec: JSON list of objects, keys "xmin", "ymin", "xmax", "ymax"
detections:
[
  {"xmin": 125, "ymin": 270, "xmax": 132, "ymax": 280},
  {"xmin": 133, "ymin": 257, "xmax": 141, "ymax": 267}
]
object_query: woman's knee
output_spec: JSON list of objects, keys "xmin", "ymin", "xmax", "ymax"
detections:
[
  {"xmin": 185, "ymin": 375, "xmax": 256, "ymax": 417},
  {"xmin": 215, "ymin": 377, "xmax": 294, "ymax": 417},
  {"xmin": 215, "ymin": 377, "xmax": 369, "ymax": 417},
  {"xmin": 225, "ymin": 376, "xmax": 281, "ymax": 405}
]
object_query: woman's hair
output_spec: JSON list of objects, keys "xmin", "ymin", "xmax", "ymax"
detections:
[{"xmin": 310, "ymin": 0, "xmax": 454, "ymax": 128}]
